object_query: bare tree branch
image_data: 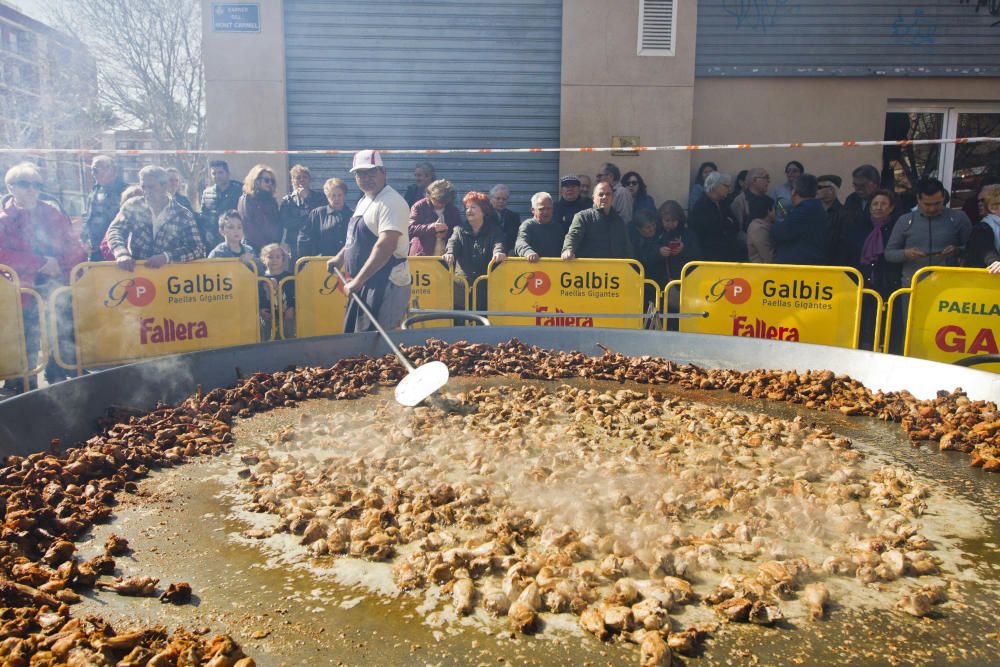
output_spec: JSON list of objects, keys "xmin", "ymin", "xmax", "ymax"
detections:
[{"xmin": 47, "ymin": 0, "xmax": 206, "ymax": 201}]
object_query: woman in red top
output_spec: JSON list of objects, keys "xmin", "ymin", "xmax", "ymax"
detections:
[{"xmin": 0, "ymin": 162, "xmax": 86, "ymax": 387}]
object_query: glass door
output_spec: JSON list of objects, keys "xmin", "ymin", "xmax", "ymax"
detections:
[
  {"xmin": 885, "ymin": 104, "xmax": 1000, "ymax": 213},
  {"xmin": 883, "ymin": 111, "xmax": 944, "ymax": 208},
  {"xmin": 947, "ymin": 111, "xmax": 1000, "ymax": 211}
]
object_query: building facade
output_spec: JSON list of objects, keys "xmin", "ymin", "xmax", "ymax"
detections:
[
  {"xmin": 202, "ymin": 0, "xmax": 1000, "ymax": 212},
  {"xmin": 0, "ymin": 1, "xmax": 97, "ymax": 215}
]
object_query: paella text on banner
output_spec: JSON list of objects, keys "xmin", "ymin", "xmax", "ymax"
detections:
[
  {"xmin": 485, "ymin": 258, "xmax": 646, "ymax": 329},
  {"xmin": 68, "ymin": 259, "xmax": 260, "ymax": 367},
  {"xmin": 677, "ymin": 262, "xmax": 863, "ymax": 348},
  {"xmin": 0, "ymin": 265, "xmax": 29, "ymax": 379},
  {"xmin": 902, "ymin": 267, "xmax": 999, "ymax": 373},
  {"xmin": 293, "ymin": 256, "xmax": 348, "ymax": 338},
  {"xmin": 408, "ymin": 256, "xmax": 462, "ymax": 328}
]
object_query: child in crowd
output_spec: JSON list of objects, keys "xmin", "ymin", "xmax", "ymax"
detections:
[
  {"xmin": 258, "ymin": 243, "xmax": 295, "ymax": 340},
  {"xmin": 208, "ymin": 210, "xmax": 258, "ymax": 271},
  {"xmin": 657, "ymin": 200, "xmax": 699, "ymax": 282}
]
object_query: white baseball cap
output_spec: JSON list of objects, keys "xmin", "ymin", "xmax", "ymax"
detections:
[{"xmin": 350, "ymin": 149, "xmax": 384, "ymax": 173}]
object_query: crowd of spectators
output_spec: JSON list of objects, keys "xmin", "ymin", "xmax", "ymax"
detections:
[{"xmin": 3, "ymin": 151, "xmax": 1000, "ymax": 390}]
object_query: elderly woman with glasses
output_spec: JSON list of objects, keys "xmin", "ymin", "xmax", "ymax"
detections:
[
  {"xmin": 689, "ymin": 171, "xmax": 744, "ymax": 262},
  {"xmin": 0, "ymin": 162, "xmax": 86, "ymax": 388},
  {"xmin": 237, "ymin": 164, "xmax": 283, "ymax": 251},
  {"xmin": 622, "ymin": 171, "xmax": 657, "ymax": 218}
]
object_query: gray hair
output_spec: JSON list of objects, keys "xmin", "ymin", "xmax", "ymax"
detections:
[
  {"xmin": 91, "ymin": 155, "xmax": 115, "ymax": 170},
  {"xmin": 489, "ymin": 184, "xmax": 510, "ymax": 198},
  {"xmin": 4, "ymin": 161, "xmax": 41, "ymax": 186},
  {"xmin": 530, "ymin": 191, "xmax": 553, "ymax": 208},
  {"xmin": 704, "ymin": 171, "xmax": 732, "ymax": 194},
  {"xmin": 138, "ymin": 165, "xmax": 169, "ymax": 185}
]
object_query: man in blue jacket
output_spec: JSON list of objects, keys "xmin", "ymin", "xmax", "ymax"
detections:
[{"xmin": 772, "ymin": 173, "xmax": 829, "ymax": 265}]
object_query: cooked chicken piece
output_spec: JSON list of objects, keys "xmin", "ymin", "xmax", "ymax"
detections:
[
  {"xmin": 601, "ymin": 604, "xmax": 633, "ymax": 633},
  {"xmin": 159, "ymin": 582, "xmax": 193, "ymax": 604},
  {"xmin": 639, "ymin": 631, "xmax": 671, "ymax": 667},
  {"xmin": 96, "ymin": 576, "xmax": 158, "ymax": 597},
  {"xmin": 482, "ymin": 587, "xmax": 510, "ymax": 617},
  {"xmin": 507, "ymin": 600, "xmax": 537, "ymax": 633},
  {"xmin": 803, "ymin": 583, "xmax": 829, "ymax": 620},
  {"xmin": 666, "ymin": 628, "xmax": 699, "ymax": 656},
  {"xmin": 631, "ymin": 598, "xmax": 668, "ymax": 630},
  {"xmin": 608, "ymin": 577, "xmax": 639, "ymax": 606},
  {"xmin": 748, "ymin": 600, "xmax": 784, "ymax": 626},
  {"xmin": 517, "ymin": 582, "xmax": 541, "ymax": 611},
  {"xmin": 452, "ymin": 578, "xmax": 474, "ymax": 616},
  {"xmin": 579, "ymin": 606, "xmax": 609, "ymax": 640},
  {"xmin": 715, "ymin": 597, "xmax": 752, "ymax": 622},
  {"xmin": 661, "ymin": 576, "xmax": 694, "ymax": 605},
  {"xmin": 104, "ymin": 534, "xmax": 131, "ymax": 556},
  {"xmin": 42, "ymin": 540, "xmax": 76, "ymax": 566},
  {"xmin": 896, "ymin": 590, "xmax": 934, "ymax": 617}
]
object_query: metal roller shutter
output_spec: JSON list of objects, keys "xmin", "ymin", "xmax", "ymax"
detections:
[
  {"xmin": 284, "ymin": 0, "xmax": 562, "ymax": 217},
  {"xmin": 695, "ymin": 0, "xmax": 1000, "ymax": 77}
]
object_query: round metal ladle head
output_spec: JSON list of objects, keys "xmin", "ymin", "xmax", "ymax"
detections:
[{"xmin": 394, "ymin": 360, "xmax": 450, "ymax": 407}]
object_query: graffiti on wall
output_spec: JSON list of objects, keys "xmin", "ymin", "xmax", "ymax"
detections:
[
  {"xmin": 722, "ymin": 0, "xmax": 796, "ymax": 31},
  {"xmin": 960, "ymin": 0, "xmax": 1000, "ymax": 26},
  {"xmin": 891, "ymin": 8, "xmax": 938, "ymax": 45}
]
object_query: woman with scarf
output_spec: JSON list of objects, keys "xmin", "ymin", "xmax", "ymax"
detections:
[{"xmin": 841, "ymin": 189, "xmax": 901, "ymax": 349}]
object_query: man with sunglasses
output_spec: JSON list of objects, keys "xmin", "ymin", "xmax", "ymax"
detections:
[
  {"xmin": 82, "ymin": 155, "xmax": 128, "ymax": 261},
  {"xmin": 730, "ymin": 167, "xmax": 770, "ymax": 231}
]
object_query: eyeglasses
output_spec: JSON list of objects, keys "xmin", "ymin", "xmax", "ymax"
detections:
[
  {"xmin": 11, "ymin": 180, "xmax": 42, "ymax": 189},
  {"xmin": 624, "ymin": 181, "xmax": 639, "ymax": 187}
]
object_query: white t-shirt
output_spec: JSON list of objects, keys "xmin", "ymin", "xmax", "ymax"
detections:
[{"xmin": 354, "ymin": 184, "xmax": 411, "ymax": 286}]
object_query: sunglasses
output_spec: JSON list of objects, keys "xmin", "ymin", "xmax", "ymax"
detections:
[{"xmin": 11, "ymin": 180, "xmax": 43, "ymax": 189}]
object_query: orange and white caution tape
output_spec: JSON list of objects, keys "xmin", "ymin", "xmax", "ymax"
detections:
[{"xmin": 1, "ymin": 136, "xmax": 997, "ymax": 156}]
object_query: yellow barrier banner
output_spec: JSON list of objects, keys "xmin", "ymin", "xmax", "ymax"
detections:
[
  {"xmin": 408, "ymin": 256, "xmax": 461, "ymax": 328},
  {"xmin": 293, "ymin": 257, "xmax": 348, "ymax": 338},
  {"xmin": 0, "ymin": 266, "xmax": 29, "ymax": 380},
  {"xmin": 678, "ymin": 262, "xmax": 863, "ymax": 348},
  {"xmin": 902, "ymin": 267, "xmax": 999, "ymax": 373},
  {"xmin": 69, "ymin": 259, "xmax": 260, "ymax": 367},
  {"xmin": 485, "ymin": 258, "xmax": 645, "ymax": 328}
]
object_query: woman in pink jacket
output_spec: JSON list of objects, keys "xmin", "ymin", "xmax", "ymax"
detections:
[{"xmin": 408, "ymin": 179, "xmax": 461, "ymax": 256}]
